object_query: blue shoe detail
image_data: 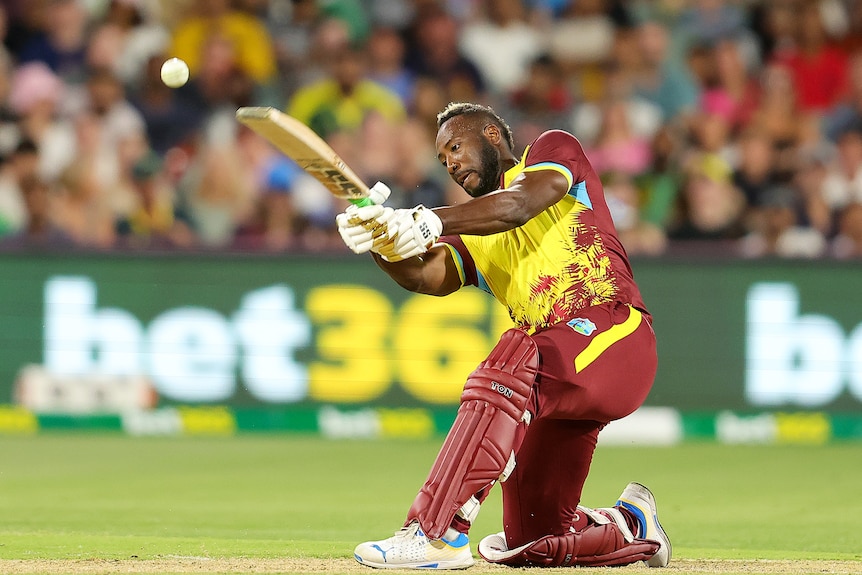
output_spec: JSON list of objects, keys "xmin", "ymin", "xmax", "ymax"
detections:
[
  {"xmin": 370, "ymin": 544, "xmax": 392, "ymax": 562},
  {"xmin": 617, "ymin": 499, "xmax": 647, "ymax": 538},
  {"xmin": 442, "ymin": 532, "xmax": 469, "ymax": 548}
]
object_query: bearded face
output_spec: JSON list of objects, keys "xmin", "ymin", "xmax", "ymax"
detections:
[{"xmin": 465, "ymin": 136, "xmax": 503, "ymax": 198}]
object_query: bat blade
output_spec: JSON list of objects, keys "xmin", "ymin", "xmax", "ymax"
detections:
[{"xmin": 236, "ymin": 107, "xmax": 370, "ymax": 203}]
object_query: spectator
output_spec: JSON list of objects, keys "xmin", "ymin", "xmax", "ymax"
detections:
[
  {"xmin": 8, "ymin": 62, "xmax": 76, "ymax": 182},
  {"xmin": 545, "ymin": 0, "xmax": 624, "ymax": 102},
  {"xmin": 634, "ymin": 125, "xmax": 684, "ymax": 245},
  {"xmin": 79, "ymin": 67, "xmax": 146, "ymax": 152},
  {"xmin": 114, "ymin": 150, "xmax": 194, "ymax": 249},
  {"xmin": 403, "ymin": 6, "xmax": 485, "ymax": 103},
  {"xmin": 188, "ymin": 33, "xmax": 257, "ymax": 112},
  {"xmin": 0, "ymin": 174, "xmax": 73, "ymax": 248},
  {"xmin": 87, "ymin": 0, "xmax": 171, "ymax": 92},
  {"xmin": 409, "ymin": 75, "xmax": 449, "ymax": 135},
  {"xmin": 677, "ymin": 0, "xmax": 749, "ymax": 48},
  {"xmin": 54, "ymin": 138, "xmax": 117, "ymax": 249},
  {"xmin": 585, "ymin": 98, "xmax": 653, "ymax": 177},
  {"xmin": 669, "ymin": 152, "xmax": 747, "ymax": 242},
  {"xmin": 604, "ymin": 170, "xmax": 668, "ymax": 256},
  {"xmin": 732, "ymin": 127, "xmax": 781, "ymax": 209},
  {"xmin": 824, "ymin": 49, "xmax": 862, "ymax": 142},
  {"xmin": 504, "ymin": 54, "xmax": 573, "ymax": 143},
  {"xmin": 738, "ymin": 184, "xmax": 827, "ymax": 259},
  {"xmin": 545, "ymin": 0, "xmax": 616, "ymax": 75},
  {"xmin": 458, "ymin": 0, "xmax": 546, "ymax": 96},
  {"xmin": 317, "ymin": 0, "xmax": 371, "ymax": 47},
  {"xmin": 266, "ymin": 0, "xmax": 322, "ymax": 95},
  {"xmin": 750, "ymin": 0, "xmax": 798, "ymax": 61},
  {"xmin": 0, "ymin": 139, "xmax": 38, "ymax": 236},
  {"xmin": 168, "ymin": 0, "xmax": 277, "ymax": 87},
  {"xmin": 16, "ymin": 0, "xmax": 89, "ymax": 85},
  {"xmin": 821, "ymin": 123, "xmax": 862, "ymax": 212},
  {"xmin": 831, "ymin": 202, "xmax": 862, "ymax": 258},
  {"xmin": 839, "ymin": 0, "xmax": 862, "ymax": 55},
  {"xmin": 181, "ymin": 130, "xmax": 256, "ymax": 248},
  {"xmin": 746, "ymin": 63, "xmax": 819, "ymax": 178},
  {"xmin": 0, "ymin": 25, "xmax": 17, "ymax": 156},
  {"xmin": 2, "ymin": 1, "xmax": 41, "ymax": 56},
  {"xmin": 286, "ymin": 43, "xmax": 405, "ymax": 139},
  {"xmin": 570, "ymin": 30, "xmax": 664, "ymax": 145},
  {"xmin": 283, "ymin": 16, "xmax": 353, "ymax": 94},
  {"xmin": 366, "ymin": 25, "xmax": 414, "ymax": 107},
  {"xmin": 700, "ymin": 39, "xmax": 761, "ymax": 134},
  {"xmin": 630, "ymin": 19, "xmax": 700, "ymax": 123},
  {"xmin": 771, "ymin": 0, "xmax": 849, "ymax": 114},
  {"xmin": 234, "ymin": 157, "xmax": 302, "ymax": 252},
  {"xmin": 793, "ymin": 142, "xmax": 835, "ymax": 237}
]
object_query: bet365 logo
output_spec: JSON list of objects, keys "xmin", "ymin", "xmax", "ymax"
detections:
[{"xmin": 746, "ymin": 283, "xmax": 862, "ymax": 407}]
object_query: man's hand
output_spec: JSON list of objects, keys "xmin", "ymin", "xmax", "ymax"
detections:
[
  {"xmin": 384, "ymin": 205, "xmax": 443, "ymax": 261},
  {"xmin": 335, "ymin": 182, "xmax": 394, "ymax": 254},
  {"xmin": 336, "ymin": 203, "xmax": 394, "ymax": 254},
  {"xmin": 335, "ymin": 185, "xmax": 443, "ymax": 261}
]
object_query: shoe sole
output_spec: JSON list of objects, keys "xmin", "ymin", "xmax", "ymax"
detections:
[{"xmin": 354, "ymin": 554, "xmax": 474, "ymax": 570}]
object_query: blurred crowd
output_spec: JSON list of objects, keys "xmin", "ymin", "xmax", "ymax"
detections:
[{"xmin": 0, "ymin": 0, "xmax": 861, "ymax": 258}]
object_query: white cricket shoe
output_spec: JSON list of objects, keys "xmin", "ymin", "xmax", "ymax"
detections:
[
  {"xmin": 354, "ymin": 521, "xmax": 474, "ymax": 569},
  {"xmin": 614, "ymin": 482, "xmax": 672, "ymax": 567}
]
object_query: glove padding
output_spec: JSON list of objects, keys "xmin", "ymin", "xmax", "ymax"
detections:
[
  {"xmin": 336, "ymin": 203, "xmax": 396, "ymax": 254},
  {"xmin": 382, "ymin": 205, "xmax": 443, "ymax": 261},
  {"xmin": 336, "ymin": 182, "xmax": 393, "ymax": 254},
  {"xmin": 335, "ymin": 179, "xmax": 443, "ymax": 261}
]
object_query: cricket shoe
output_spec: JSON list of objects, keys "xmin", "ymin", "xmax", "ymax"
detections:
[
  {"xmin": 611, "ymin": 482, "xmax": 672, "ymax": 567},
  {"xmin": 354, "ymin": 521, "xmax": 474, "ymax": 569}
]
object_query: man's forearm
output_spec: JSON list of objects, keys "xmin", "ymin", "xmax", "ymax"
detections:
[{"xmin": 370, "ymin": 252, "xmax": 428, "ymax": 293}]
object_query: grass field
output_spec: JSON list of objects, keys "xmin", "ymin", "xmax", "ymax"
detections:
[{"xmin": 0, "ymin": 435, "xmax": 860, "ymax": 575}]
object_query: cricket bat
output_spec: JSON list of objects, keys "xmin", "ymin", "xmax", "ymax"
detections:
[{"xmin": 235, "ymin": 107, "xmax": 373, "ymax": 206}]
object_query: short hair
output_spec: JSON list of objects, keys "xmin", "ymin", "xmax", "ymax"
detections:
[{"xmin": 436, "ymin": 102, "xmax": 515, "ymax": 151}]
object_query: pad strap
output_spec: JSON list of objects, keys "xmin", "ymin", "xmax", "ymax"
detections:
[{"xmin": 406, "ymin": 329, "xmax": 538, "ymax": 539}]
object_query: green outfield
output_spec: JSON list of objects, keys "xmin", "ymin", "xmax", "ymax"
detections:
[{"xmin": 0, "ymin": 435, "xmax": 860, "ymax": 575}]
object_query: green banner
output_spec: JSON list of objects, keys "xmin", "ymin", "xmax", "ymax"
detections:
[{"xmin": 0, "ymin": 253, "xmax": 860, "ymax": 413}]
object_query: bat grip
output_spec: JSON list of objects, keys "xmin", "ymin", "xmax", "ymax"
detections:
[{"xmin": 350, "ymin": 197, "xmax": 374, "ymax": 207}]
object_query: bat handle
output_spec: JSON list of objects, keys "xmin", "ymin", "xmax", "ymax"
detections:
[{"xmin": 350, "ymin": 197, "xmax": 374, "ymax": 207}]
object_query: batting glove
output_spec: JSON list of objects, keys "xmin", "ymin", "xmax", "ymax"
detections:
[
  {"xmin": 378, "ymin": 205, "xmax": 443, "ymax": 262},
  {"xmin": 336, "ymin": 204, "xmax": 395, "ymax": 254},
  {"xmin": 335, "ymin": 182, "xmax": 394, "ymax": 254}
]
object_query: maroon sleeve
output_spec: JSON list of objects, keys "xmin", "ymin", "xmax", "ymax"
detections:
[{"xmin": 521, "ymin": 130, "xmax": 592, "ymax": 183}]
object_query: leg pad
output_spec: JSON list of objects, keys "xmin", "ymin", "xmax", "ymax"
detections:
[
  {"xmin": 478, "ymin": 522, "xmax": 659, "ymax": 567},
  {"xmin": 406, "ymin": 329, "xmax": 538, "ymax": 539}
]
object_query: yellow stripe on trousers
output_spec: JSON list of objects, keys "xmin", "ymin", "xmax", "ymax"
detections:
[{"xmin": 574, "ymin": 306, "xmax": 643, "ymax": 373}]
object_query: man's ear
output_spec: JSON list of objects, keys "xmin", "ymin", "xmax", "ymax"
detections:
[{"xmin": 483, "ymin": 123, "xmax": 501, "ymax": 144}]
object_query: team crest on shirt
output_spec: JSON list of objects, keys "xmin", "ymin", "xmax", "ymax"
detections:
[{"xmin": 567, "ymin": 317, "xmax": 596, "ymax": 336}]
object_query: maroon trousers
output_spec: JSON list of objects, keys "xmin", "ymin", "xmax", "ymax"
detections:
[{"xmin": 502, "ymin": 302, "xmax": 657, "ymax": 547}]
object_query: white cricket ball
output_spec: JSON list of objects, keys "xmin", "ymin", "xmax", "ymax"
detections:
[{"xmin": 160, "ymin": 57, "xmax": 189, "ymax": 88}]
